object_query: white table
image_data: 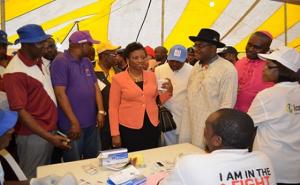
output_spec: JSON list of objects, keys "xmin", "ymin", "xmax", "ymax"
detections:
[{"xmin": 37, "ymin": 143, "xmax": 204, "ymax": 184}]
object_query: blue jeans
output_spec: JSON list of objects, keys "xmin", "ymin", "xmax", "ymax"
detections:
[{"xmin": 62, "ymin": 125, "xmax": 101, "ymax": 162}]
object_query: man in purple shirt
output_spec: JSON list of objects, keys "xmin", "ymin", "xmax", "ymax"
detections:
[
  {"xmin": 51, "ymin": 31, "xmax": 105, "ymax": 162},
  {"xmin": 234, "ymin": 31, "xmax": 274, "ymax": 112}
]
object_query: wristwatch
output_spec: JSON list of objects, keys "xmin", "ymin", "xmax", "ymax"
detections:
[{"xmin": 98, "ymin": 110, "xmax": 107, "ymax": 115}]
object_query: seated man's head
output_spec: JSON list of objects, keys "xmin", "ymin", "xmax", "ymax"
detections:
[{"xmin": 204, "ymin": 108, "xmax": 255, "ymax": 152}]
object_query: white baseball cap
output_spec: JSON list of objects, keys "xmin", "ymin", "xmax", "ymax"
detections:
[{"xmin": 259, "ymin": 46, "xmax": 300, "ymax": 72}]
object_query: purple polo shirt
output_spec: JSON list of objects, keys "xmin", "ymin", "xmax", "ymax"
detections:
[{"xmin": 50, "ymin": 50, "xmax": 97, "ymax": 131}]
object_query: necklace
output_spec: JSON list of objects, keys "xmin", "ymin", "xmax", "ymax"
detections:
[{"xmin": 128, "ymin": 68, "xmax": 143, "ymax": 82}]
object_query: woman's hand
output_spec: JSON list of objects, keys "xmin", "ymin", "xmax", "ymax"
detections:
[
  {"xmin": 162, "ymin": 78, "xmax": 173, "ymax": 94},
  {"xmin": 112, "ymin": 135, "xmax": 122, "ymax": 148}
]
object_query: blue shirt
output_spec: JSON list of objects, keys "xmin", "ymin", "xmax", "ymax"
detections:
[{"xmin": 51, "ymin": 50, "xmax": 97, "ymax": 131}]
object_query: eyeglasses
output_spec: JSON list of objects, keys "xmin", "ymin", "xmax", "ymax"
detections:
[{"xmin": 193, "ymin": 43, "xmax": 212, "ymax": 49}]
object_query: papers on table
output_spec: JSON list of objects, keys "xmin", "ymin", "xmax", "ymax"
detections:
[{"xmin": 107, "ymin": 165, "xmax": 146, "ymax": 185}]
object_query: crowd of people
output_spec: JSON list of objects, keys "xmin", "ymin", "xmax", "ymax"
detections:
[{"xmin": 0, "ymin": 23, "xmax": 299, "ymax": 185}]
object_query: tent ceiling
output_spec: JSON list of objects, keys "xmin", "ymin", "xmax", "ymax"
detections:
[{"xmin": 2, "ymin": 0, "xmax": 300, "ymax": 51}]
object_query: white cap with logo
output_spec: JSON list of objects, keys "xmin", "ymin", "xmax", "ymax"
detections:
[{"xmin": 259, "ymin": 46, "xmax": 300, "ymax": 72}]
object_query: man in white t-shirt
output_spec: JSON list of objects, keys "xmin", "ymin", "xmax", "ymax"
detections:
[
  {"xmin": 155, "ymin": 45, "xmax": 192, "ymax": 145},
  {"xmin": 160, "ymin": 108, "xmax": 276, "ymax": 185}
]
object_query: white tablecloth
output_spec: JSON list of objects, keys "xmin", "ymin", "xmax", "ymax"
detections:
[{"xmin": 37, "ymin": 143, "xmax": 205, "ymax": 184}]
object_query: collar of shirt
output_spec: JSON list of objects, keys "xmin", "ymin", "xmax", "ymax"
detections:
[
  {"xmin": 211, "ymin": 149, "xmax": 249, "ymax": 155},
  {"xmin": 17, "ymin": 50, "xmax": 43, "ymax": 69},
  {"xmin": 63, "ymin": 50, "xmax": 88, "ymax": 64},
  {"xmin": 275, "ymin": 81, "xmax": 299, "ymax": 87},
  {"xmin": 199, "ymin": 55, "xmax": 219, "ymax": 68},
  {"xmin": 247, "ymin": 58, "xmax": 264, "ymax": 64}
]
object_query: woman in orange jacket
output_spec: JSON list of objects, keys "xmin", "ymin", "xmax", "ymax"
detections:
[{"xmin": 109, "ymin": 42, "xmax": 173, "ymax": 152}]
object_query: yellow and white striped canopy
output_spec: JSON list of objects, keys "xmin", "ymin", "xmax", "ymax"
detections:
[{"xmin": 2, "ymin": 0, "xmax": 300, "ymax": 51}]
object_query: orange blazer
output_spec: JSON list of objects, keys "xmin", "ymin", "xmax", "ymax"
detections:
[{"xmin": 109, "ymin": 70, "xmax": 171, "ymax": 136}]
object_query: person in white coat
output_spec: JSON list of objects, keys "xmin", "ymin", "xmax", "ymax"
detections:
[
  {"xmin": 248, "ymin": 46, "xmax": 300, "ymax": 185},
  {"xmin": 155, "ymin": 45, "xmax": 192, "ymax": 145}
]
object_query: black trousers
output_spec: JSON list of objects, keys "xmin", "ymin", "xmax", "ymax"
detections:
[
  {"xmin": 120, "ymin": 113, "xmax": 160, "ymax": 152},
  {"xmin": 100, "ymin": 118, "xmax": 112, "ymax": 150}
]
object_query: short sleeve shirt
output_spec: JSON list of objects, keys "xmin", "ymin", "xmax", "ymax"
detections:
[
  {"xmin": 3, "ymin": 51, "xmax": 57, "ymax": 135},
  {"xmin": 234, "ymin": 57, "xmax": 273, "ymax": 112},
  {"xmin": 51, "ymin": 50, "xmax": 97, "ymax": 131},
  {"xmin": 248, "ymin": 82, "xmax": 300, "ymax": 183}
]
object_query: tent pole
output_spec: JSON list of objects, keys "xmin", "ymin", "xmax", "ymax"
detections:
[
  {"xmin": 0, "ymin": 0, "xmax": 5, "ymax": 31},
  {"xmin": 284, "ymin": 2, "xmax": 287, "ymax": 46},
  {"xmin": 161, "ymin": 0, "xmax": 165, "ymax": 46}
]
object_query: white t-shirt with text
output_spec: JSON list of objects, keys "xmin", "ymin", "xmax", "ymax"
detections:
[{"xmin": 160, "ymin": 149, "xmax": 276, "ymax": 185}]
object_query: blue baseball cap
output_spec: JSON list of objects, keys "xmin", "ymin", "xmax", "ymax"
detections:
[
  {"xmin": 0, "ymin": 30, "xmax": 12, "ymax": 45},
  {"xmin": 15, "ymin": 24, "xmax": 51, "ymax": 44},
  {"xmin": 0, "ymin": 109, "xmax": 17, "ymax": 136},
  {"xmin": 167, "ymin": 45, "xmax": 187, "ymax": 63}
]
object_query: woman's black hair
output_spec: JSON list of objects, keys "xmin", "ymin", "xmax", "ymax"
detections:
[{"xmin": 124, "ymin": 42, "xmax": 146, "ymax": 59}]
